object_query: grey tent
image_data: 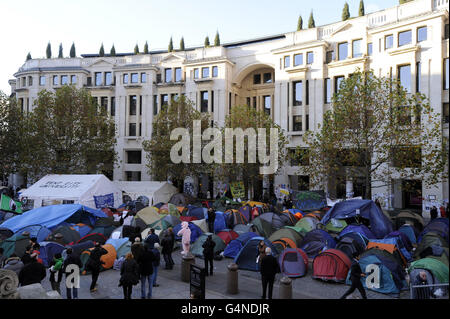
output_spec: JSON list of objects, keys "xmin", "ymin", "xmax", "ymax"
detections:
[{"xmin": 169, "ymin": 193, "xmax": 195, "ymax": 207}]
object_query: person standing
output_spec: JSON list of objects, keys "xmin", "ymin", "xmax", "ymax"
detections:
[
  {"xmin": 131, "ymin": 237, "xmax": 144, "ymax": 262},
  {"xmin": 202, "ymin": 235, "xmax": 216, "ymax": 276},
  {"xmin": 177, "ymin": 222, "xmax": 191, "ymax": 256},
  {"xmin": 48, "ymin": 253, "xmax": 64, "ymax": 294},
  {"xmin": 151, "ymin": 243, "xmax": 161, "ymax": 287},
  {"xmin": 161, "ymin": 228, "xmax": 175, "ymax": 270},
  {"xmin": 63, "ymin": 247, "xmax": 82, "ymax": 299},
  {"xmin": 256, "ymin": 240, "xmax": 267, "ymax": 269},
  {"xmin": 259, "ymin": 247, "xmax": 279, "ymax": 299},
  {"xmin": 340, "ymin": 252, "xmax": 367, "ymax": 299},
  {"xmin": 86, "ymin": 242, "xmax": 107, "ymax": 292},
  {"xmin": 144, "ymin": 228, "xmax": 160, "ymax": 250},
  {"xmin": 18, "ymin": 253, "xmax": 46, "ymax": 286},
  {"xmin": 119, "ymin": 252, "xmax": 140, "ymax": 300},
  {"xmin": 414, "ymin": 271, "xmax": 432, "ymax": 299},
  {"xmin": 430, "ymin": 206, "xmax": 438, "ymax": 220},
  {"xmin": 2, "ymin": 253, "xmax": 24, "ymax": 275},
  {"xmin": 207, "ymin": 208, "xmax": 216, "ymax": 233},
  {"xmin": 137, "ymin": 245, "xmax": 155, "ymax": 299}
]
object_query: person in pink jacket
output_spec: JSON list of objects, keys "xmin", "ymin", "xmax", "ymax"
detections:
[{"xmin": 177, "ymin": 222, "xmax": 191, "ymax": 255}]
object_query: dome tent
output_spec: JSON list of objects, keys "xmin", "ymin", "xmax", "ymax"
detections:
[
  {"xmin": 190, "ymin": 233, "xmax": 226, "ymax": 258},
  {"xmin": 278, "ymin": 248, "xmax": 309, "ymax": 278},
  {"xmin": 312, "ymin": 248, "xmax": 352, "ymax": 283}
]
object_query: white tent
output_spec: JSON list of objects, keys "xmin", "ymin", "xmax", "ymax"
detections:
[
  {"xmin": 114, "ymin": 181, "xmax": 179, "ymax": 206},
  {"xmin": 19, "ymin": 174, "xmax": 123, "ymax": 210}
]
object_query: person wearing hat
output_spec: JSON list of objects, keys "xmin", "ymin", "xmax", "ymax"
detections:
[
  {"xmin": 259, "ymin": 247, "xmax": 279, "ymax": 299},
  {"xmin": 340, "ymin": 252, "xmax": 367, "ymax": 299},
  {"xmin": 18, "ymin": 252, "xmax": 46, "ymax": 286},
  {"xmin": 86, "ymin": 242, "xmax": 108, "ymax": 292}
]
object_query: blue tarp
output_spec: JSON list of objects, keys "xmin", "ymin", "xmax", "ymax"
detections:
[
  {"xmin": 14, "ymin": 224, "xmax": 52, "ymax": 243},
  {"xmin": 1, "ymin": 204, "xmax": 107, "ymax": 233},
  {"xmin": 320, "ymin": 199, "xmax": 393, "ymax": 239}
]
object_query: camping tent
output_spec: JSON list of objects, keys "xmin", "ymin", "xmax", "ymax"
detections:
[
  {"xmin": 224, "ymin": 210, "xmax": 248, "ymax": 229},
  {"xmin": 114, "ymin": 181, "xmax": 178, "ymax": 206},
  {"xmin": 13, "ymin": 224, "xmax": 52, "ymax": 243},
  {"xmin": 336, "ymin": 233, "xmax": 367, "ymax": 259},
  {"xmin": 409, "ymin": 258, "xmax": 449, "ymax": 284},
  {"xmin": 234, "ymin": 236, "xmax": 278, "ymax": 271},
  {"xmin": 135, "ymin": 207, "xmax": 161, "ymax": 226},
  {"xmin": 191, "ymin": 233, "xmax": 226, "ymax": 257},
  {"xmin": 398, "ymin": 224, "xmax": 419, "ymax": 245},
  {"xmin": 192, "ymin": 219, "xmax": 209, "ymax": 233},
  {"xmin": 47, "ymin": 225, "xmax": 81, "ymax": 245},
  {"xmin": 312, "ymin": 248, "xmax": 352, "ymax": 283},
  {"xmin": 19, "ymin": 174, "xmax": 122, "ymax": 209},
  {"xmin": 320, "ymin": 199, "xmax": 394, "ymax": 239},
  {"xmin": 418, "ymin": 218, "xmax": 449, "ymax": 243},
  {"xmin": 394, "ymin": 210, "xmax": 425, "ymax": 231},
  {"xmin": 232, "ymin": 224, "xmax": 258, "ymax": 235},
  {"xmin": 173, "ymin": 222, "xmax": 203, "ymax": 243},
  {"xmin": 106, "ymin": 237, "xmax": 132, "ymax": 259},
  {"xmin": 223, "ymin": 232, "xmax": 259, "ymax": 258},
  {"xmin": 278, "ymin": 248, "xmax": 309, "ymax": 278},
  {"xmin": 299, "ymin": 229, "xmax": 336, "ymax": 258},
  {"xmin": 213, "ymin": 211, "xmax": 227, "ymax": 233},
  {"xmin": 338, "ymin": 224, "xmax": 376, "ymax": 240},
  {"xmin": 80, "ymin": 243, "xmax": 117, "ymax": 274},
  {"xmin": 1, "ymin": 204, "xmax": 107, "ymax": 233},
  {"xmin": 294, "ymin": 216, "xmax": 319, "ymax": 235},
  {"xmin": 414, "ymin": 231, "xmax": 449, "ymax": 260},
  {"xmin": 269, "ymin": 227, "xmax": 304, "ymax": 249},
  {"xmin": 38, "ymin": 241, "xmax": 65, "ymax": 267},
  {"xmin": 0, "ymin": 234, "xmax": 30, "ymax": 258},
  {"xmin": 251, "ymin": 216, "xmax": 276, "ymax": 238},
  {"xmin": 216, "ymin": 230, "xmax": 239, "ymax": 245},
  {"xmin": 169, "ymin": 193, "xmax": 195, "ymax": 207}
]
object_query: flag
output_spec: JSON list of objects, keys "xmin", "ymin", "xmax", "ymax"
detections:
[{"xmin": 0, "ymin": 194, "xmax": 23, "ymax": 214}]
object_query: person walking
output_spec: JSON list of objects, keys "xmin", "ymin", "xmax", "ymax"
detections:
[
  {"xmin": 207, "ymin": 208, "xmax": 216, "ymax": 233},
  {"xmin": 86, "ymin": 242, "xmax": 108, "ymax": 292},
  {"xmin": 18, "ymin": 253, "xmax": 46, "ymax": 286},
  {"xmin": 202, "ymin": 235, "xmax": 216, "ymax": 276},
  {"xmin": 48, "ymin": 253, "xmax": 64, "ymax": 295},
  {"xmin": 131, "ymin": 237, "xmax": 144, "ymax": 262},
  {"xmin": 340, "ymin": 252, "xmax": 367, "ymax": 299},
  {"xmin": 63, "ymin": 247, "xmax": 82, "ymax": 299},
  {"xmin": 144, "ymin": 228, "xmax": 160, "ymax": 250},
  {"xmin": 151, "ymin": 243, "xmax": 161, "ymax": 287},
  {"xmin": 259, "ymin": 247, "xmax": 279, "ymax": 299},
  {"xmin": 161, "ymin": 228, "xmax": 175, "ymax": 270},
  {"xmin": 137, "ymin": 245, "xmax": 155, "ymax": 299},
  {"xmin": 119, "ymin": 252, "xmax": 140, "ymax": 299}
]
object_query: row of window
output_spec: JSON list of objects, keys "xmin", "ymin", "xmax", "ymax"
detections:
[
  {"xmin": 193, "ymin": 66, "xmax": 219, "ymax": 80},
  {"xmin": 283, "ymin": 52, "xmax": 314, "ymax": 68}
]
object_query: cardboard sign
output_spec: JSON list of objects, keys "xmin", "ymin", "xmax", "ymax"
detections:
[{"xmin": 230, "ymin": 181, "xmax": 245, "ymax": 199}]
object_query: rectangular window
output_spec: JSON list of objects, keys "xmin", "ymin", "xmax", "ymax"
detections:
[
  {"xmin": 293, "ymin": 81, "xmax": 302, "ymax": 106},
  {"xmin": 104, "ymin": 72, "xmax": 112, "ymax": 86},
  {"xmin": 398, "ymin": 64, "xmax": 411, "ymax": 93},
  {"xmin": 139, "ymin": 96, "xmax": 142, "ymax": 115},
  {"xmin": 335, "ymin": 76, "xmax": 344, "ymax": 93},
  {"xmin": 28, "ymin": 76, "xmax": 33, "ymax": 86},
  {"xmin": 416, "ymin": 62, "xmax": 421, "ymax": 93},
  {"xmin": 211, "ymin": 90, "xmax": 214, "ymax": 113},
  {"xmin": 385, "ymin": 34, "xmax": 393, "ymax": 50},
  {"xmin": 123, "ymin": 74, "xmax": 129, "ymax": 84},
  {"xmin": 175, "ymin": 68, "xmax": 182, "ymax": 82},
  {"xmin": 367, "ymin": 43, "xmax": 373, "ymax": 56},
  {"xmin": 201, "ymin": 91, "xmax": 209, "ymax": 113},
  {"xmin": 125, "ymin": 171, "xmax": 141, "ymax": 181},
  {"xmin": 305, "ymin": 114, "xmax": 309, "ymax": 131},
  {"xmin": 202, "ymin": 67, "xmax": 209, "ymax": 78},
  {"xmin": 246, "ymin": 97, "xmax": 251, "ymax": 107},
  {"xmin": 253, "ymin": 74, "xmax": 261, "ymax": 84},
  {"xmin": 253, "ymin": 96, "xmax": 257, "ymax": 109},
  {"xmin": 444, "ymin": 58, "xmax": 449, "ymax": 90},
  {"xmin": 60, "ymin": 75, "xmax": 67, "ymax": 85},
  {"xmin": 194, "ymin": 68, "xmax": 199, "ymax": 79},
  {"xmin": 392, "ymin": 146, "xmax": 421, "ymax": 168},
  {"xmin": 445, "ymin": 23, "xmax": 449, "ymax": 40},
  {"xmin": 324, "ymin": 78, "xmax": 331, "ymax": 104},
  {"xmin": 129, "ymin": 95, "xmax": 137, "ymax": 115},
  {"xmin": 165, "ymin": 68, "xmax": 172, "ymax": 82},
  {"xmin": 326, "ymin": 51, "xmax": 335, "ymax": 64},
  {"xmin": 307, "ymin": 51, "xmax": 314, "ymax": 64},
  {"xmin": 294, "ymin": 53, "xmax": 303, "ymax": 66},
  {"xmin": 71, "ymin": 75, "xmax": 77, "ymax": 84},
  {"xmin": 100, "ymin": 97, "xmax": 108, "ymax": 114},
  {"xmin": 305, "ymin": 80, "xmax": 309, "ymax": 105},
  {"xmin": 131, "ymin": 73, "xmax": 138, "ymax": 83},
  {"xmin": 95, "ymin": 72, "xmax": 102, "ymax": 86},
  {"xmin": 284, "ymin": 56, "xmax": 290, "ymax": 68},
  {"xmin": 338, "ymin": 42, "xmax": 348, "ymax": 61},
  {"xmin": 141, "ymin": 73, "xmax": 146, "ymax": 83},
  {"xmin": 417, "ymin": 26, "xmax": 427, "ymax": 42},
  {"xmin": 161, "ymin": 94, "xmax": 169, "ymax": 108},
  {"xmin": 53, "ymin": 75, "xmax": 59, "ymax": 86},
  {"xmin": 293, "ymin": 116, "xmax": 302, "ymax": 131},
  {"xmin": 111, "ymin": 97, "xmax": 115, "ymax": 116},
  {"xmin": 129, "ymin": 123, "xmax": 136, "ymax": 136},
  {"xmin": 153, "ymin": 95, "xmax": 158, "ymax": 116},
  {"xmin": 398, "ymin": 30, "xmax": 412, "ymax": 46},
  {"xmin": 156, "ymin": 74, "xmax": 162, "ymax": 83},
  {"xmin": 443, "ymin": 103, "xmax": 449, "ymax": 124},
  {"xmin": 127, "ymin": 150, "xmax": 142, "ymax": 164},
  {"xmin": 87, "ymin": 77, "xmax": 92, "ymax": 86},
  {"xmin": 263, "ymin": 95, "xmax": 271, "ymax": 115},
  {"xmin": 352, "ymin": 39, "xmax": 362, "ymax": 58},
  {"xmin": 263, "ymin": 73, "xmax": 272, "ymax": 83},
  {"xmin": 39, "ymin": 76, "xmax": 46, "ymax": 86},
  {"xmin": 212, "ymin": 66, "xmax": 218, "ymax": 77}
]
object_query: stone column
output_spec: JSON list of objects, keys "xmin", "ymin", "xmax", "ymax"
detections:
[
  {"xmin": 181, "ymin": 253, "xmax": 195, "ymax": 283},
  {"xmin": 279, "ymin": 276, "xmax": 292, "ymax": 299},
  {"xmin": 226, "ymin": 263, "xmax": 239, "ymax": 294}
]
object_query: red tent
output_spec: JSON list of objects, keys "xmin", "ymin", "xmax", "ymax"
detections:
[
  {"xmin": 312, "ymin": 248, "xmax": 351, "ymax": 283},
  {"xmin": 179, "ymin": 216, "xmax": 198, "ymax": 223},
  {"xmin": 216, "ymin": 230, "xmax": 239, "ymax": 245}
]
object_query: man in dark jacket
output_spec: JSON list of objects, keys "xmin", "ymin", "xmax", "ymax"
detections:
[
  {"xmin": 18, "ymin": 253, "xmax": 46, "ymax": 286},
  {"xmin": 260, "ymin": 247, "xmax": 279, "ymax": 299},
  {"xmin": 340, "ymin": 252, "xmax": 367, "ymax": 299},
  {"xmin": 63, "ymin": 247, "xmax": 83, "ymax": 299},
  {"xmin": 151, "ymin": 243, "xmax": 161, "ymax": 287},
  {"xmin": 207, "ymin": 208, "xmax": 216, "ymax": 233},
  {"xmin": 144, "ymin": 228, "xmax": 160, "ymax": 250},
  {"xmin": 202, "ymin": 235, "xmax": 216, "ymax": 276},
  {"xmin": 86, "ymin": 242, "xmax": 108, "ymax": 292},
  {"xmin": 430, "ymin": 206, "xmax": 438, "ymax": 220},
  {"xmin": 137, "ymin": 246, "xmax": 155, "ymax": 299},
  {"xmin": 161, "ymin": 228, "xmax": 175, "ymax": 270}
]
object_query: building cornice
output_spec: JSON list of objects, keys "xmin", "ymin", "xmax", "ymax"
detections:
[
  {"xmin": 271, "ymin": 40, "xmax": 329, "ymax": 55},
  {"xmin": 327, "ymin": 56, "xmax": 369, "ymax": 68},
  {"xmin": 14, "ymin": 66, "xmax": 90, "ymax": 77},
  {"xmin": 183, "ymin": 57, "xmax": 235, "ymax": 67}
]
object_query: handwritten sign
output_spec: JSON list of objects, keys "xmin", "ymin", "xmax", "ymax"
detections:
[{"xmin": 230, "ymin": 181, "xmax": 245, "ymax": 199}]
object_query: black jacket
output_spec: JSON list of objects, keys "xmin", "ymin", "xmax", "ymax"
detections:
[
  {"xmin": 63, "ymin": 254, "xmax": 83, "ymax": 275},
  {"xmin": 18, "ymin": 260, "xmax": 46, "ymax": 286},
  {"xmin": 86, "ymin": 246, "xmax": 108, "ymax": 271},
  {"xmin": 349, "ymin": 259, "xmax": 364, "ymax": 280},
  {"xmin": 161, "ymin": 234, "xmax": 174, "ymax": 254},
  {"xmin": 260, "ymin": 255, "xmax": 279, "ymax": 278},
  {"xmin": 120, "ymin": 258, "xmax": 140, "ymax": 286},
  {"xmin": 137, "ymin": 249, "xmax": 155, "ymax": 276},
  {"xmin": 144, "ymin": 233, "xmax": 160, "ymax": 249},
  {"xmin": 202, "ymin": 238, "xmax": 216, "ymax": 259},
  {"xmin": 207, "ymin": 210, "xmax": 216, "ymax": 223}
]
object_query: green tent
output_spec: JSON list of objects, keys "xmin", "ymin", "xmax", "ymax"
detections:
[
  {"xmin": 0, "ymin": 234, "xmax": 30, "ymax": 258},
  {"xmin": 324, "ymin": 218, "xmax": 348, "ymax": 234},
  {"xmin": 251, "ymin": 216, "xmax": 275, "ymax": 238},
  {"xmin": 295, "ymin": 216, "xmax": 319, "ymax": 236},
  {"xmin": 149, "ymin": 217, "xmax": 172, "ymax": 232},
  {"xmin": 428, "ymin": 247, "xmax": 449, "ymax": 266},
  {"xmin": 191, "ymin": 233, "xmax": 226, "ymax": 257},
  {"xmin": 414, "ymin": 231, "xmax": 448, "ymax": 260},
  {"xmin": 136, "ymin": 207, "xmax": 161, "ymax": 225},
  {"xmin": 268, "ymin": 227, "xmax": 304, "ymax": 247},
  {"xmin": 159, "ymin": 203, "xmax": 181, "ymax": 217},
  {"xmin": 409, "ymin": 257, "xmax": 449, "ymax": 283}
]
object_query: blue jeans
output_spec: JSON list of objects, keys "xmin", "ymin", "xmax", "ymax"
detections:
[
  {"xmin": 66, "ymin": 287, "xmax": 78, "ymax": 299},
  {"xmin": 151, "ymin": 266, "xmax": 159, "ymax": 286},
  {"xmin": 140, "ymin": 275, "xmax": 152, "ymax": 298}
]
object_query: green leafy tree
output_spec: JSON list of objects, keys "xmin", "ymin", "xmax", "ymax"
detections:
[
  {"xmin": 144, "ymin": 41, "xmax": 149, "ymax": 54},
  {"xmin": 168, "ymin": 37, "xmax": 174, "ymax": 52},
  {"xmin": 308, "ymin": 11, "xmax": 316, "ymax": 28},
  {"xmin": 300, "ymin": 69, "xmax": 448, "ymax": 199},
  {"xmin": 142, "ymin": 96, "xmax": 212, "ymax": 189},
  {"xmin": 297, "ymin": 15, "xmax": 303, "ymax": 31},
  {"xmin": 110, "ymin": 44, "xmax": 116, "ymax": 56},
  {"xmin": 70, "ymin": 43, "xmax": 76, "ymax": 58},
  {"xmin": 214, "ymin": 31, "xmax": 220, "ymax": 46},
  {"xmin": 342, "ymin": 2, "xmax": 350, "ymax": 21},
  {"xmin": 99, "ymin": 43, "xmax": 105, "ymax": 57},
  {"xmin": 359, "ymin": 0, "xmax": 365, "ymax": 16},
  {"xmin": 134, "ymin": 44, "xmax": 139, "ymax": 55},
  {"xmin": 180, "ymin": 37, "xmax": 185, "ymax": 51},
  {"xmin": 23, "ymin": 86, "xmax": 117, "ymax": 182},
  {"xmin": 58, "ymin": 43, "xmax": 63, "ymax": 58},
  {"xmin": 204, "ymin": 36, "xmax": 210, "ymax": 48},
  {"xmin": 46, "ymin": 42, "xmax": 52, "ymax": 59},
  {"xmin": 26, "ymin": 53, "xmax": 32, "ymax": 61}
]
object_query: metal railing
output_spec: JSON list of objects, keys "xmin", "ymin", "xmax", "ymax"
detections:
[{"xmin": 410, "ymin": 283, "xmax": 449, "ymax": 299}]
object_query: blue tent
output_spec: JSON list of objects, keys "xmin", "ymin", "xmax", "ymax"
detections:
[
  {"xmin": 1, "ymin": 204, "xmax": 107, "ymax": 233},
  {"xmin": 14, "ymin": 224, "xmax": 52, "ymax": 243},
  {"xmin": 173, "ymin": 222, "xmax": 203, "ymax": 243},
  {"xmin": 321, "ymin": 199, "xmax": 393, "ymax": 239},
  {"xmin": 370, "ymin": 237, "xmax": 413, "ymax": 263},
  {"xmin": 338, "ymin": 224, "xmax": 376, "ymax": 240},
  {"xmin": 213, "ymin": 211, "xmax": 227, "ymax": 233},
  {"xmin": 299, "ymin": 229, "xmax": 336, "ymax": 258},
  {"xmin": 234, "ymin": 236, "xmax": 279, "ymax": 271},
  {"xmin": 398, "ymin": 224, "xmax": 418, "ymax": 245},
  {"xmin": 39, "ymin": 241, "xmax": 66, "ymax": 267},
  {"xmin": 223, "ymin": 231, "xmax": 259, "ymax": 258},
  {"xmin": 186, "ymin": 205, "xmax": 207, "ymax": 220},
  {"xmin": 418, "ymin": 218, "xmax": 449, "ymax": 243}
]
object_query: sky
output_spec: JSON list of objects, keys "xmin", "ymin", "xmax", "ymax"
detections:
[{"xmin": 0, "ymin": 0, "xmax": 400, "ymax": 95}]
